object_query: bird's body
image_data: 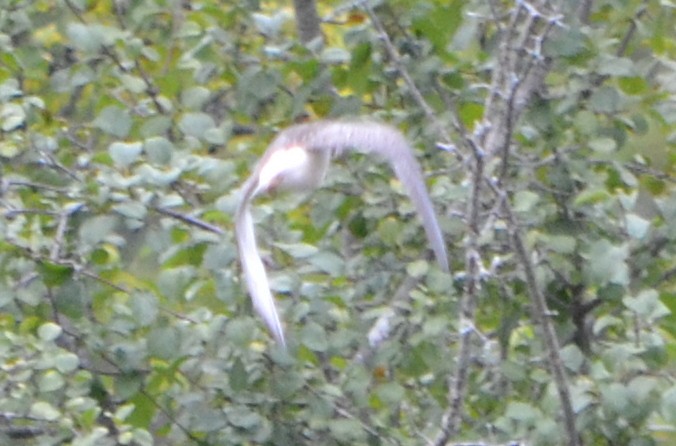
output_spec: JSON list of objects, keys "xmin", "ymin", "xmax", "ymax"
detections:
[
  {"xmin": 235, "ymin": 119, "xmax": 448, "ymax": 346},
  {"xmin": 258, "ymin": 145, "xmax": 330, "ymax": 194}
]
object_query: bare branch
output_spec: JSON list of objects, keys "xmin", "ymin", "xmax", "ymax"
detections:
[
  {"xmin": 434, "ymin": 2, "xmax": 580, "ymax": 445},
  {"xmin": 496, "ymin": 185, "xmax": 579, "ymax": 445},
  {"xmin": 362, "ymin": 3, "xmax": 453, "ymax": 146}
]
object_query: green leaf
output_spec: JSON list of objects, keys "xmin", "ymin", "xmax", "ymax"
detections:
[
  {"xmin": 593, "ymin": 315, "xmax": 622, "ymax": 335},
  {"xmin": 177, "ymin": 112, "xmax": 215, "ymax": 138},
  {"xmin": 328, "ymin": 419, "xmax": 366, "ymax": 442},
  {"xmin": 156, "ymin": 193, "xmax": 185, "ymax": 208},
  {"xmin": 66, "ymin": 23, "xmax": 104, "ymax": 52},
  {"xmin": 157, "ymin": 266, "xmax": 196, "ymax": 300},
  {"xmin": 128, "ymin": 429, "xmax": 153, "ymax": 446},
  {"xmin": 238, "ymin": 69, "xmax": 279, "ymax": 101},
  {"xmin": 136, "ymin": 164, "xmax": 181, "ymax": 187},
  {"xmin": 119, "ymin": 74, "xmax": 146, "ymax": 93},
  {"xmin": 226, "ymin": 406, "xmax": 263, "ymax": 429},
  {"xmin": 308, "ymin": 251, "xmax": 345, "ymax": 276},
  {"xmin": 412, "ymin": 1, "xmax": 463, "ymax": 51},
  {"xmin": 276, "ymin": 242, "xmax": 319, "ymax": 258},
  {"xmin": 513, "ymin": 190, "xmax": 540, "ymax": 212},
  {"xmin": 38, "ymin": 370, "xmax": 65, "ymax": 392},
  {"xmin": 114, "ymin": 403, "xmax": 135, "ymax": 422},
  {"xmin": 661, "ymin": 385, "xmax": 676, "ymax": 424},
  {"xmin": 321, "ymin": 47, "xmax": 351, "ymax": 64},
  {"xmin": 39, "ymin": 262, "xmax": 74, "ymax": 287},
  {"xmin": 204, "ymin": 126, "xmax": 228, "ymax": 145},
  {"xmin": 30, "ymin": 401, "xmax": 61, "ymax": 421},
  {"xmin": 545, "ymin": 28, "xmax": 586, "ymax": 57},
  {"xmin": 619, "ymin": 77, "xmax": 649, "ymax": 95},
  {"xmin": 109, "ymin": 141, "xmax": 143, "ymax": 168},
  {"xmin": 573, "ymin": 188, "xmax": 612, "ymax": 206},
  {"xmin": 229, "ymin": 357, "xmax": 248, "ymax": 392},
  {"xmin": 141, "ymin": 115, "xmax": 173, "ymax": 137},
  {"xmin": 0, "ymin": 140, "xmax": 22, "ymax": 158},
  {"xmin": 251, "ymin": 11, "xmax": 289, "ymax": 38},
  {"xmin": 623, "ymin": 289, "xmax": 671, "ymax": 321},
  {"xmin": 37, "ymin": 322, "xmax": 62, "ymax": 341},
  {"xmin": 602, "ymin": 382, "xmax": 629, "ymax": 413},
  {"xmin": 180, "ymin": 86, "xmax": 211, "ymax": 109},
  {"xmin": 585, "ymin": 239, "xmax": 629, "ymax": 285},
  {"xmin": 589, "ymin": 137, "xmax": 617, "ymax": 154},
  {"xmin": 628, "ymin": 375, "xmax": 659, "ymax": 405},
  {"xmin": 225, "ymin": 318, "xmax": 256, "ymax": 346},
  {"xmin": 543, "ymin": 234, "xmax": 577, "ymax": 254},
  {"xmin": 128, "ymin": 393, "xmax": 157, "ymax": 431},
  {"xmin": 144, "ymin": 136, "xmax": 174, "ymax": 165},
  {"xmin": 374, "ymin": 382, "xmax": 405, "ymax": 406},
  {"xmin": 130, "ymin": 292, "xmax": 159, "ymax": 326},
  {"xmin": 300, "ymin": 322, "xmax": 328, "ymax": 352},
  {"xmin": 459, "ymin": 102, "xmax": 483, "ymax": 127},
  {"xmin": 422, "ymin": 316, "xmax": 449, "ymax": 338},
  {"xmin": 1, "ymin": 103, "xmax": 26, "ymax": 131},
  {"xmin": 570, "ymin": 382, "xmax": 595, "ymax": 413},
  {"xmin": 376, "ymin": 217, "xmax": 401, "ymax": 247},
  {"xmin": 0, "ymin": 78, "xmax": 22, "ymax": 101},
  {"xmin": 54, "ymin": 352, "xmax": 80, "ymax": 373},
  {"xmin": 94, "ymin": 106, "xmax": 132, "ymax": 138},
  {"xmin": 560, "ymin": 344, "xmax": 584, "ymax": 372},
  {"xmin": 71, "ymin": 428, "xmax": 109, "ymax": 445},
  {"xmin": 406, "ymin": 259, "xmax": 429, "ymax": 278},
  {"xmin": 505, "ymin": 401, "xmax": 539, "ymax": 422},
  {"xmin": 574, "ymin": 110, "xmax": 598, "ymax": 135},
  {"xmin": 147, "ymin": 326, "xmax": 180, "ymax": 360},
  {"xmin": 625, "ymin": 213, "xmax": 650, "ymax": 239},
  {"xmin": 597, "ymin": 56, "xmax": 635, "ymax": 77},
  {"xmin": 113, "ymin": 202, "xmax": 147, "ymax": 225},
  {"xmin": 79, "ymin": 215, "xmax": 118, "ymax": 246},
  {"xmin": 115, "ymin": 373, "xmax": 143, "ymax": 400},
  {"xmin": 589, "ymin": 87, "xmax": 623, "ymax": 113}
]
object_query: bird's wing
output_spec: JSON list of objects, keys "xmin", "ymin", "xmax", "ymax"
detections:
[
  {"xmin": 235, "ymin": 178, "xmax": 286, "ymax": 346},
  {"xmin": 282, "ymin": 120, "xmax": 450, "ymax": 272}
]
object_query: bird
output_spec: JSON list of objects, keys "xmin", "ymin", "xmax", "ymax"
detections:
[{"xmin": 235, "ymin": 119, "xmax": 449, "ymax": 346}]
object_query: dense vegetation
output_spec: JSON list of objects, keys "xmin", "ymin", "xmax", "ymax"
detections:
[{"xmin": 0, "ymin": 0, "xmax": 673, "ymax": 444}]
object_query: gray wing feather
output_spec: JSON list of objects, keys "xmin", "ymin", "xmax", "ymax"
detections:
[
  {"xmin": 283, "ymin": 120, "xmax": 450, "ymax": 272},
  {"xmin": 235, "ymin": 178, "xmax": 287, "ymax": 346}
]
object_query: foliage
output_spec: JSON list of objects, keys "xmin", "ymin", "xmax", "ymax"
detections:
[{"xmin": 0, "ymin": 0, "xmax": 674, "ymax": 445}]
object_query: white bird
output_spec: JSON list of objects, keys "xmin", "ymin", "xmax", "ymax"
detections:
[{"xmin": 235, "ymin": 119, "xmax": 449, "ymax": 346}]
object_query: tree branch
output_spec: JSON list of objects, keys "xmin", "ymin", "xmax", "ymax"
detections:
[
  {"xmin": 292, "ymin": 0, "xmax": 323, "ymax": 45},
  {"xmin": 434, "ymin": 2, "xmax": 578, "ymax": 445}
]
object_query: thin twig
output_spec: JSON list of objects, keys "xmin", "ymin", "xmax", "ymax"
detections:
[
  {"xmin": 433, "ymin": 142, "xmax": 484, "ymax": 446},
  {"xmin": 495, "ymin": 184, "xmax": 579, "ymax": 445},
  {"xmin": 153, "ymin": 206, "xmax": 226, "ymax": 235},
  {"xmin": 362, "ymin": 2, "xmax": 453, "ymax": 145},
  {"xmin": 3, "ymin": 179, "xmax": 70, "ymax": 194}
]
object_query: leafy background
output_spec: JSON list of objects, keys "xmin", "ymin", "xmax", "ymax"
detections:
[{"xmin": 0, "ymin": 0, "xmax": 674, "ymax": 445}]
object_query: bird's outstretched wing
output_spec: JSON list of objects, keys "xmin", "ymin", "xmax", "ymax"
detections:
[
  {"xmin": 271, "ymin": 120, "xmax": 449, "ymax": 272},
  {"xmin": 235, "ymin": 119, "xmax": 448, "ymax": 346}
]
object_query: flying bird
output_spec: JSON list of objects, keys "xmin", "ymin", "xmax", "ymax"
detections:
[{"xmin": 235, "ymin": 119, "xmax": 449, "ymax": 346}]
